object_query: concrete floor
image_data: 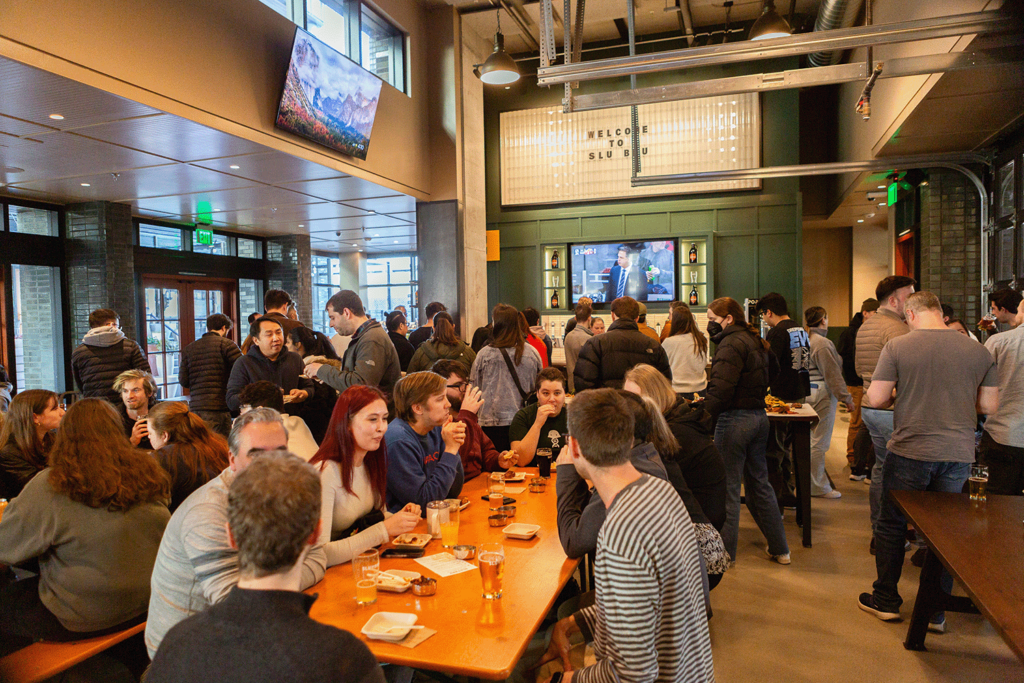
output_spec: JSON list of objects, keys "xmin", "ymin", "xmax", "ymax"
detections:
[{"xmin": 707, "ymin": 409, "xmax": 1023, "ymax": 683}]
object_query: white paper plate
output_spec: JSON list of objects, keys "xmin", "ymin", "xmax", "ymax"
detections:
[
  {"xmin": 502, "ymin": 523, "xmax": 540, "ymax": 540},
  {"xmin": 504, "ymin": 471, "xmax": 527, "ymax": 482},
  {"xmin": 362, "ymin": 612, "xmax": 418, "ymax": 641}
]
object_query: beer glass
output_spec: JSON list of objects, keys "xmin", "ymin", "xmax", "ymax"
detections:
[
  {"xmin": 353, "ymin": 549, "xmax": 379, "ymax": 604},
  {"xmin": 440, "ymin": 500, "xmax": 460, "ymax": 548},
  {"xmin": 479, "ymin": 543, "xmax": 505, "ymax": 599},
  {"xmin": 535, "ymin": 448, "xmax": 552, "ymax": 478},
  {"xmin": 488, "ymin": 472, "xmax": 506, "ymax": 510},
  {"xmin": 970, "ymin": 465, "xmax": 989, "ymax": 502}
]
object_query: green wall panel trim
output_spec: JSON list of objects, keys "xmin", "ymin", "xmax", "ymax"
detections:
[
  {"xmin": 539, "ymin": 218, "xmax": 581, "ymax": 240},
  {"xmin": 581, "ymin": 215, "xmax": 624, "ymax": 237},
  {"xmin": 715, "ymin": 235, "xmax": 759, "ymax": 304},
  {"xmin": 758, "ymin": 232, "xmax": 800, "ymax": 311},
  {"xmin": 717, "ymin": 207, "xmax": 758, "ymax": 233},
  {"xmin": 495, "ymin": 245, "xmax": 539, "ymax": 310},
  {"xmin": 759, "ymin": 204, "xmax": 798, "ymax": 233},
  {"xmin": 498, "ymin": 221, "xmax": 539, "ymax": 248},
  {"xmin": 670, "ymin": 211, "xmax": 714, "ymax": 235},
  {"xmin": 625, "ymin": 213, "xmax": 669, "ymax": 236}
]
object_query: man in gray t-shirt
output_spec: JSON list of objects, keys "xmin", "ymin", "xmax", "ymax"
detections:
[
  {"xmin": 858, "ymin": 292, "xmax": 999, "ymax": 628},
  {"xmin": 981, "ymin": 307, "xmax": 1024, "ymax": 496}
]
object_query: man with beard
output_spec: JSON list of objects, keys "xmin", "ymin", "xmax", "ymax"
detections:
[{"xmin": 114, "ymin": 369, "xmax": 160, "ymax": 449}]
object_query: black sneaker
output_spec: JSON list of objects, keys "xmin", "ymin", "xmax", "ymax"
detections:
[{"xmin": 858, "ymin": 593, "xmax": 900, "ymax": 621}]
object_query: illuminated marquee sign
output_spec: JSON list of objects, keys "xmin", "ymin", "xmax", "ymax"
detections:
[{"xmin": 499, "ymin": 93, "xmax": 761, "ymax": 206}]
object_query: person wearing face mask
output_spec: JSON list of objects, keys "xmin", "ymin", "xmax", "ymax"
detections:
[
  {"xmin": 309, "ymin": 386, "xmax": 421, "ymax": 568},
  {"xmin": 704, "ymin": 297, "xmax": 789, "ymax": 566},
  {"xmin": 509, "ymin": 367, "xmax": 569, "ymax": 466}
]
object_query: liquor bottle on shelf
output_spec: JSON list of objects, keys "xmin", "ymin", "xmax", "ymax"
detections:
[
  {"xmin": 551, "ymin": 250, "xmax": 559, "ymax": 269},
  {"xmin": 689, "ymin": 272, "xmax": 699, "ymax": 306},
  {"xmin": 688, "ymin": 243, "xmax": 698, "ymax": 264},
  {"xmin": 550, "ymin": 290, "xmax": 559, "ymax": 309}
]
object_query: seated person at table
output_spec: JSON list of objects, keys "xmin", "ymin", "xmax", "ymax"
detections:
[
  {"xmin": 237, "ymin": 381, "xmax": 320, "ymax": 462},
  {"xmin": 309, "ymin": 385, "xmax": 421, "ymax": 568},
  {"xmin": 384, "ymin": 372, "xmax": 466, "ymax": 513},
  {"xmin": 545, "ymin": 389, "xmax": 715, "ymax": 683},
  {"xmin": 226, "ymin": 317, "xmax": 313, "ymax": 414},
  {"xmin": 0, "ymin": 399, "xmax": 170, "ymax": 645},
  {"xmin": 147, "ymin": 401, "xmax": 230, "ymax": 512},
  {"xmin": 0, "ymin": 389, "xmax": 64, "ymax": 500},
  {"xmin": 147, "ymin": 452, "xmax": 386, "ymax": 683},
  {"xmin": 432, "ymin": 360, "xmax": 517, "ymax": 480},
  {"xmin": 114, "ymin": 369, "xmax": 160, "ymax": 449},
  {"xmin": 146, "ymin": 408, "xmax": 327, "ymax": 658},
  {"xmin": 509, "ymin": 367, "xmax": 568, "ymax": 466}
]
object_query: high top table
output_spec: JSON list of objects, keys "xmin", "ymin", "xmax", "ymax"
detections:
[
  {"xmin": 307, "ymin": 468, "xmax": 579, "ymax": 680},
  {"xmin": 766, "ymin": 403, "xmax": 818, "ymax": 548}
]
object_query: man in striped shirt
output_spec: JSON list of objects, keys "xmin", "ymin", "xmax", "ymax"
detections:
[{"xmin": 547, "ymin": 389, "xmax": 715, "ymax": 683}]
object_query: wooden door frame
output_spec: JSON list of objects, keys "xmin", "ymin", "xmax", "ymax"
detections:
[{"xmin": 139, "ymin": 275, "xmax": 240, "ymax": 345}]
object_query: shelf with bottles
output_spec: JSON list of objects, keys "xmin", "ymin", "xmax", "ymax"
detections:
[
  {"xmin": 681, "ymin": 240, "xmax": 707, "ymax": 265},
  {"xmin": 543, "ymin": 246, "xmax": 566, "ymax": 271}
]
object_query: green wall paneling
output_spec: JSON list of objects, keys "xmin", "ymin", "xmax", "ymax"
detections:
[
  {"xmin": 539, "ymin": 218, "xmax": 581, "ymax": 240},
  {"xmin": 758, "ymin": 232, "xmax": 800, "ymax": 310},
  {"xmin": 495, "ymin": 245, "xmax": 538, "ymax": 310},
  {"xmin": 716, "ymin": 207, "xmax": 758, "ymax": 233},
  {"xmin": 715, "ymin": 234, "xmax": 759, "ymax": 304},
  {"xmin": 759, "ymin": 205, "xmax": 798, "ymax": 233},
  {"xmin": 581, "ymin": 215, "xmax": 624, "ymax": 237},
  {"xmin": 625, "ymin": 213, "xmax": 669, "ymax": 237},
  {"xmin": 498, "ymin": 221, "xmax": 539, "ymax": 248},
  {"xmin": 487, "ymin": 261, "xmax": 501, "ymax": 311},
  {"xmin": 670, "ymin": 211, "xmax": 714, "ymax": 235}
]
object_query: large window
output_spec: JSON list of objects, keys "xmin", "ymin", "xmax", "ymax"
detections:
[
  {"xmin": 239, "ymin": 279, "xmax": 264, "ymax": 323},
  {"xmin": 139, "ymin": 223, "xmax": 185, "ymax": 250},
  {"xmin": 365, "ymin": 255, "xmax": 417, "ymax": 325},
  {"xmin": 311, "ymin": 254, "xmax": 342, "ymax": 335},
  {"xmin": 192, "ymin": 233, "xmax": 233, "ymax": 256},
  {"xmin": 360, "ymin": 4, "xmax": 405, "ymax": 93},
  {"xmin": 307, "ymin": 0, "xmax": 354, "ymax": 56},
  {"xmin": 11, "ymin": 265, "xmax": 64, "ymax": 392},
  {"xmin": 9, "ymin": 206, "xmax": 59, "ymax": 237}
]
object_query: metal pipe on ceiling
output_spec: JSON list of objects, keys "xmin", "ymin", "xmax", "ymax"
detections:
[{"xmin": 808, "ymin": 0, "xmax": 865, "ymax": 67}]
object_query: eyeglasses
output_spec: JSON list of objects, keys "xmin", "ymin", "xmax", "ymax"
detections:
[{"xmin": 447, "ymin": 382, "xmax": 469, "ymax": 392}]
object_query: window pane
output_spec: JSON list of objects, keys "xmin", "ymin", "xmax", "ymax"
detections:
[
  {"xmin": 389, "ymin": 257, "xmax": 412, "ymax": 285},
  {"xmin": 194, "ymin": 291, "xmax": 208, "ymax": 319},
  {"xmin": 307, "ymin": 0, "xmax": 350, "ymax": 56},
  {"xmin": 9, "ymin": 206, "xmax": 59, "ymax": 236},
  {"xmin": 312, "ymin": 284, "xmax": 336, "ymax": 335},
  {"xmin": 239, "ymin": 279, "xmax": 262, "ymax": 320},
  {"xmin": 238, "ymin": 238, "xmax": 263, "ymax": 259},
  {"xmin": 139, "ymin": 224, "xmax": 184, "ymax": 250},
  {"xmin": 192, "ymin": 233, "xmax": 231, "ymax": 256},
  {"xmin": 11, "ymin": 265, "xmax": 64, "ymax": 391},
  {"xmin": 163, "ymin": 289, "xmax": 180, "ymax": 321},
  {"xmin": 361, "ymin": 4, "xmax": 405, "ymax": 92},
  {"xmin": 365, "ymin": 286, "xmax": 390, "ymax": 319},
  {"xmin": 258, "ymin": 0, "xmax": 291, "ymax": 19},
  {"xmin": 365, "ymin": 258, "xmax": 388, "ymax": 286}
]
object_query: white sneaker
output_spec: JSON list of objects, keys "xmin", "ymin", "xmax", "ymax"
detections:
[
  {"xmin": 766, "ymin": 548, "xmax": 791, "ymax": 565},
  {"xmin": 813, "ymin": 490, "xmax": 842, "ymax": 499}
]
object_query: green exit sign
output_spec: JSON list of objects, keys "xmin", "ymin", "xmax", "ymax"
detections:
[
  {"xmin": 196, "ymin": 227, "xmax": 213, "ymax": 245},
  {"xmin": 887, "ymin": 182, "xmax": 898, "ymax": 207}
]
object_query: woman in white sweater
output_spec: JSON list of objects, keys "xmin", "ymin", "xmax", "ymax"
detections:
[
  {"xmin": 661, "ymin": 303, "xmax": 709, "ymax": 395},
  {"xmin": 309, "ymin": 385, "xmax": 420, "ymax": 567}
]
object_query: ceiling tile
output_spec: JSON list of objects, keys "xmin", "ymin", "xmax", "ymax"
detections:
[
  {"xmin": 342, "ymin": 195, "xmax": 418, "ymax": 214},
  {"xmin": 9, "ymin": 163, "xmax": 255, "ymax": 200},
  {"xmin": 79, "ymin": 114, "xmax": 269, "ymax": 163},
  {"xmin": 0, "ymin": 113, "xmax": 53, "ymax": 137},
  {"xmin": 193, "ymin": 151, "xmax": 345, "ymax": 185},
  {"xmin": 282, "ymin": 175, "xmax": 403, "ymax": 202},
  {"xmin": 1, "ymin": 131, "xmax": 171, "ymax": 184},
  {"xmin": 305, "ymin": 214, "xmax": 415, "ymax": 232}
]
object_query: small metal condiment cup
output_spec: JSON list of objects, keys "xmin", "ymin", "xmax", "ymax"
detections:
[
  {"xmin": 496, "ymin": 505, "xmax": 516, "ymax": 519},
  {"xmin": 488, "ymin": 514, "xmax": 509, "ymax": 527},
  {"xmin": 411, "ymin": 577, "xmax": 437, "ymax": 596},
  {"xmin": 453, "ymin": 545, "xmax": 476, "ymax": 560},
  {"xmin": 529, "ymin": 477, "xmax": 546, "ymax": 493}
]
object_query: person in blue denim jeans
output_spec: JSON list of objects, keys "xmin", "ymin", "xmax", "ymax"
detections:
[
  {"xmin": 858, "ymin": 292, "xmax": 999, "ymax": 631},
  {"xmin": 704, "ymin": 297, "xmax": 790, "ymax": 565}
]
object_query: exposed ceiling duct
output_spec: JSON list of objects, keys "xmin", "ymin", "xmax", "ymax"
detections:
[{"xmin": 808, "ymin": 0, "xmax": 865, "ymax": 67}]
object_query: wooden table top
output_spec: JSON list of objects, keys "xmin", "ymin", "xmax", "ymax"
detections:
[
  {"xmin": 892, "ymin": 491, "xmax": 1024, "ymax": 662},
  {"xmin": 307, "ymin": 467, "xmax": 579, "ymax": 680}
]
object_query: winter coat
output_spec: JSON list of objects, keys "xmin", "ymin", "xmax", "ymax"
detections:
[
  {"xmin": 178, "ymin": 333, "xmax": 242, "ymax": 412},
  {"xmin": 316, "ymin": 320, "xmax": 401, "ymax": 393},
  {"xmin": 572, "ymin": 319, "xmax": 671, "ymax": 392},
  {"xmin": 854, "ymin": 308, "xmax": 909, "ymax": 390},
  {"xmin": 406, "ymin": 339, "xmax": 476, "ymax": 375},
  {"xmin": 225, "ymin": 345, "xmax": 313, "ymax": 413},
  {"xmin": 663, "ymin": 398, "xmax": 727, "ymax": 531},
  {"xmin": 704, "ymin": 324, "xmax": 773, "ymax": 417},
  {"xmin": 389, "ymin": 331, "xmax": 416, "ymax": 372},
  {"xmin": 71, "ymin": 326, "xmax": 150, "ymax": 403}
]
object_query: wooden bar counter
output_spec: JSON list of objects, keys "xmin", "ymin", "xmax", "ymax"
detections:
[{"xmin": 307, "ymin": 467, "xmax": 579, "ymax": 680}]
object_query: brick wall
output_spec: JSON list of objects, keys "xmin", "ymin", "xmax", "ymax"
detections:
[{"xmin": 266, "ymin": 234, "xmax": 312, "ymax": 323}]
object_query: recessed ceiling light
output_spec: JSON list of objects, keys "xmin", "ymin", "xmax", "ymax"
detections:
[
  {"xmin": 229, "ymin": 165, "xmax": 240, "ymax": 170},
  {"xmin": 374, "ymin": 233, "xmax": 379, "ymax": 237},
  {"xmin": 80, "ymin": 183, "xmax": 91, "ymax": 187},
  {"xmin": 358, "ymin": 249, "xmax": 363, "ymax": 252},
  {"xmin": 298, "ymin": 224, "xmax": 304, "ymax": 227},
  {"xmin": 352, "ymin": 243, "xmax": 358, "ymax": 247},
  {"xmin": 394, "ymin": 240, "xmax": 399, "ymax": 244},
  {"xmin": 878, "ymin": 202, "xmax": 885, "ymax": 207},
  {"xmin": 877, "ymin": 185, "xmax": 885, "ymax": 189},
  {"xmin": 368, "ymin": 210, "xmax": 376, "ymax": 214},
  {"xmin": 49, "ymin": 114, "xmax": 64, "ymax": 120},
  {"xmin": 857, "ymin": 219, "xmax": 864, "ymax": 223}
]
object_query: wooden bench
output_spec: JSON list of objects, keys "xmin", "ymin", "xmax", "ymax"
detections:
[{"xmin": 0, "ymin": 622, "xmax": 145, "ymax": 683}]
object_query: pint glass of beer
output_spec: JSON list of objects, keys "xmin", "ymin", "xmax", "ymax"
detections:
[
  {"xmin": 479, "ymin": 543, "xmax": 505, "ymax": 599},
  {"xmin": 969, "ymin": 465, "xmax": 989, "ymax": 502}
]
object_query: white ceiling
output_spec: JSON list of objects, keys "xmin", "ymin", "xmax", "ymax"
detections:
[{"xmin": 0, "ymin": 56, "xmax": 417, "ymax": 255}]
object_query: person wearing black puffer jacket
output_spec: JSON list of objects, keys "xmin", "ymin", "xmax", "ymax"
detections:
[
  {"xmin": 705, "ymin": 296, "xmax": 790, "ymax": 566},
  {"xmin": 71, "ymin": 308, "xmax": 150, "ymax": 404},
  {"xmin": 573, "ymin": 297, "xmax": 670, "ymax": 391},
  {"xmin": 179, "ymin": 314, "xmax": 242, "ymax": 437}
]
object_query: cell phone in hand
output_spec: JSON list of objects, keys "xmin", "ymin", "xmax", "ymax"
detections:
[{"xmin": 380, "ymin": 548, "xmax": 425, "ymax": 559}]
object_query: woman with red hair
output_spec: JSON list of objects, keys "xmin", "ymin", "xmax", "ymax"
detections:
[{"xmin": 310, "ymin": 386, "xmax": 421, "ymax": 567}]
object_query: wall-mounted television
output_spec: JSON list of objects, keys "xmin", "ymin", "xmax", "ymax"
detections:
[
  {"xmin": 570, "ymin": 240, "xmax": 676, "ymax": 305},
  {"xmin": 275, "ymin": 27, "xmax": 383, "ymax": 161}
]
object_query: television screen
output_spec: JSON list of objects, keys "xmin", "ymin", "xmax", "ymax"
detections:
[
  {"xmin": 275, "ymin": 27, "xmax": 384, "ymax": 161},
  {"xmin": 570, "ymin": 240, "xmax": 676, "ymax": 305}
]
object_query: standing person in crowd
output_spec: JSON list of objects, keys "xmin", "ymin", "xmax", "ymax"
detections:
[
  {"xmin": 545, "ymin": 389, "xmax": 715, "ymax": 683},
  {"xmin": 804, "ymin": 307, "xmax": 855, "ymax": 499},
  {"xmin": 469, "ymin": 304, "xmax": 543, "ymax": 451},
  {"xmin": 837, "ymin": 299, "xmax": 878, "ymax": 480},
  {"xmin": 407, "ymin": 311, "xmax": 476, "ymax": 374},
  {"xmin": 946, "ymin": 318, "xmax": 972, "ymax": 336},
  {"xmin": 520, "ymin": 310, "xmax": 550, "ymax": 368},
  {"xmin": 147, "ymin": 401, "xmax": 231, "ymax": 512},
  {"xmin": 509, "ymin": 367, "xmax": 568, "ymax": 466},
  {"xmin": 0, "ymin": 399, "xmax": 169, "ymax": 644},
  {"xmin": 635, "ymin": 303, "xmax": 661, "ymax": 344},
  {"xmin": 309, "ymin": 386, "xmax": 421, "ymax": 568},
  {"xmin": 564, "ymin": 301, "xmax": 594, "ymax": 393},
  {"xmin": 0, "ymin": 390, "xmax": 64, "ymax": 500},
  {"xmin": 980, "ymin": 295, "xmax": 1024, "ymax": 496},
  {"xmin": 591, "ymin": 317, "xmax": 606, "ymax": 335},
  {"xmin": 304, "ymin": 290, "xmax": 401, "ymax": 394},
  {"xmin": 704, "ymin": 297, "xmax": 790, "ymax": 565},
  {"xmin": 523, "ymin": 307, "xmax": 553, "ymax": 363},
  {"xmin": 470, "ymin": 322, "xmax": 493, "ymax": 353},
  {"xmin": 431, "ymin": 360, "xmax": 517, "ymax": 480},
  {"xmin": 386, "ymin": 311, "xmax": 416, "ymax": 372},
  {"xmin": 384, "ymin": 372, "xmax": 465, "ymax": 513},
  {"xmin": 978, "ymin": 288, "xmax": 1022, "ymax": 335},
  {"xmin": 856, "ymin": 275, "xmax": 915, "ymax": 544},
  {"xmin": 147, "ymin": 452, "xmax": 386, "ymax": 683},
  {"xmin": 562, "ymin": 296, "xmax": 593, "ymax": 341},
  {"xmin": 573, "ymin": 296, "xmax": 671, "ymax": 392},
  {"xmin": 285, "ymin": 326, "xmax": 341, "ymax": 443},
  {"xmin": 179, "ymin": 313, "xmax": 242, "ymax": 438},
  {"xmin": 262, "ymin": 289, "xmax": 306, "ymax": 337},
  {"xmin": 226, "ymin": 317, "xmax": 312, "ymax": 413},
  {"xmin": 146, "ymin": 408, "xmax": 327, "ymax": 658},
  {"xmin": 240, "ymin": 312, "xmax": 261, "ymax": 355},
  {"xmin": 409, "ymin": 302, "xmax": 447, "ymax": 349},
  {"xmin": 115, "ymin": 369, "xmax": 160, "ymax": 450},
  {"xmin": 858, "ymin": 292, "xmax": 998, "ymax": 630},
  {"xmin": 287, "ymin": 326, "xmax": 342, "ymax": 361},
  {"xmin": 236, "ymin": 381, "xmax": 320, "ymax": 462},
  {"xmin": 71, "ymin": 308, "xmax": 150, "ymax": 403},
  {"xmin": 661, "ymin": 302, "xmax": 709, "ymax": 396}
]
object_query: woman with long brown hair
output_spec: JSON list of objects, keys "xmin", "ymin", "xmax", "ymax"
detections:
[
  {"xmin": 0, "ymin": 399, "xmax": 170, "ymax": 643},
  {"xmin": 0, "ymin": 389, "xmax": 64, "ymax": 499},
  {"xmin": 147, "ymin": 401, "xmax": 230, "ymax": 511},
  {"xmin": 663, "ymin": 302, "xmax": 709, "ymax": 395},
  {"xmin": 406, "ymin": 311, "xmax": 476, "ymax": 374},
  {"xmin": 469, "ymin": 304, "xmax": 543, "ymax": 451},
  {"xmin": 705, "ymin": 297, "xmax": 789, "ymax": 566}
]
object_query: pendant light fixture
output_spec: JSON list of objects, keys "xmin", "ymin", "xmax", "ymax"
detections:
[
  {"xmin": 474, "ymin": 10, "xmax": 520, "ymax": 85},
  {"xmin": 749, "ymin": 0, "xmax": 792, "ymax": 41}
]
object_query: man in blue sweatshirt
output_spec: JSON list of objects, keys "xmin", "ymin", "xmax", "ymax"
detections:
[{"xmin": 385, "ymin": 371, "xmax": 466, "ymax": 513}]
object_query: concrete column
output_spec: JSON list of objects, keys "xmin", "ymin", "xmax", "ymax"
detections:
[
  {"xmin": 266, "ymin": 234, "xmax": 313, "ymax": 323},
  {"xmin": 416, "ymin": 200, "xmax": 462, "ymax": 332}
]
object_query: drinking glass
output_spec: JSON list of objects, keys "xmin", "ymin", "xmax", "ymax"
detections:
[
  {"xmin": 440, "ymin": 500, "xmax": 460, "ymax": 548},
  {"xmin": 479, "ymin": 542, "xmax": 505, "ymax": 599},
  {"xmin": 535, "ymin": 448, "xmax": 553, "ymax": 478},
  {"xmin": 426, "ymin": 500, "xmax": 448, "ymax": 539},
  {"xmin": 353, "ymin": 549, "xmax": 379, "ymax": 604},
  {"xmin": 970, "ymin": 464, "xmax": 989, "ymax": 502},
  {"xmin": 489, "ymin": 472, "xmax": 506, "ymax": 510}
]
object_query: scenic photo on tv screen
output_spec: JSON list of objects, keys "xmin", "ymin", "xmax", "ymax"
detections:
[
  {"xmin": 570, "ymin": 240, "xmax": 676, "ymax": 304},
  {"xmin": 275, "ymin": 27, "xmax": 383, "ymax": 161}
]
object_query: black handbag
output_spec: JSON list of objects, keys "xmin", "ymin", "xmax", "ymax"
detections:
[
  {"xmin": 333, "ymin": 508, "xmax": 386, "ymax": 540},
  {"xmin": 498, "ymin": 347, "xmax": 532, "ymax": 408}
]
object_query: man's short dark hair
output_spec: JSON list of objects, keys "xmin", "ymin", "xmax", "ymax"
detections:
[
  {"xmin": 861, "ymin": 299, "xmax": 880, "ymax": 313},
  {"xmin": 247, "ymin": 312, "xmax": 261, "ymax": 325},
  {"xmin": 425, "ymin": 302, "xmax": 447, "ymax": 319},
  {"xmin": 207, "ymin": 313, "xmax": 232, "ymax": 332},
  {"xmin": 755, "ymin": 293, "xmax": 788, "ymax": 317},
  {"xmin": 574, "ymin": 302, "xmax": 592, "ymax": 323},
  {"xmin": 523, "ymin": 307, "xmax": 541, "ymax": 327},
  {"xmin": 238, "ymin": 381, "xmax": 286, "ymax": 413},
  {"xmin": 875, "ymin": 276, "xmax": 916, "ymax": 304},
  {"xmin": 250, "ymin": 317, "xmax": 283, "ymax": 340},
  {"xmin": 386, "ymin": 311, "xmax": 407, "ymax": 333},
  {"xmin": 326, "ymin": 290, "xmax": 364, "ymax": 317},
  {"xmin": 567, "ymin": 389, "xmax": 634, "ymax": 467},
  {"xmin": 610, "ymin": 297, "xmax": 639, "ymax": 321},
  {"xmin": 989, "ymin": 288, "xmax": 1022, "ymax": 314},
  {"xmin": 941, "ymin": 303, "xmax": 955, "ymax": 320},
  {"xmin": 228, "ymin": 451, "xmax": 321, "ymax": 578},
  {"xmin": 535, "ymin": 366, "xmax": 566, "ymax": 392},
  {"xmin": 616, "ymin": 244, "xmax": 632, "ymax": 256},
  {"xmin": 88, "ymin": 308, "xmax": 119, "ymax": 329},
  {"xmin": 264, "ymin": 289, "xmax": 292, "ymax": 311},
  {"xmin": 431, "ymin": 359, "xmax": 469, "ymax": 381}
]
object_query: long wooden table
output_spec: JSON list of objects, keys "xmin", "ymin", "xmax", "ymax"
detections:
[
  {"xmin": 892, "ymin": 491, "xmax": 1024, "ymax": 662},
  {"xmin": 766, "ymin": 404, "xmax": 817, "ymax": 548},
  {"xmin": 307, "ymin": 467, "xmax": 579, "ymax": 680}
]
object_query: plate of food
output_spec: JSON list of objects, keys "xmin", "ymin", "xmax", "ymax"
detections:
[
  {"xmin": 459, "ymin": 496, "xmax": 472, "ymax": 511},
  {"xmin": 375, "ymin": 572, "xmax": 412, "ymax": 593},
  {"xmin": 392, "ymin": 533, "xmax": 431, "ymax": 550},
  {"xmin": 362, "ymin": 612, "xmax": 418, "ymax": 641},
  {"xmin": 503, "ymin": 471, "xmax": 527, "ymax": 482}
]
